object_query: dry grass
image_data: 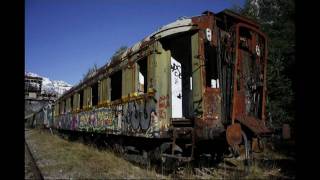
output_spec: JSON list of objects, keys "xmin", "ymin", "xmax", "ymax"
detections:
[
  {"xmin": 25, "ymin": 129, "xmax": 165, "ymax": 179},
  {"xmin": 25, "ymin": 129, "xmax": 295, "ymax": 179}
]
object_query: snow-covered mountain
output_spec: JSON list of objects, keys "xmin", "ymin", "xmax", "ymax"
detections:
[{"xmin": 25, "ymin": 71, "xmax": 73, "ymax": 96}]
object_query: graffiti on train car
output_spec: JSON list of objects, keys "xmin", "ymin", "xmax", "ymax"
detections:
[
  {"xmin": 78, "ymin": 112, "xmax": 90, "ymax": 131},
  {"xmin": 96, "ymin": 108, "xmax": 109, "ymax": 127},
  {"xmin": 55, "ymin": 99, "xmax": 161, "ymax": 137},
  {"xmin": 71, "ymin": 114, "xmax": 79, "ymax": 130},
  {"xmin": 158, "ymin": 95, "xmax": 169, "ymax": 119}
]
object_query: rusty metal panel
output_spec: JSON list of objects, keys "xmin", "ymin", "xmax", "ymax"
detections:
[
  {"xmin": 226, "ymin": 123, "xmax": 242, "ymax": 146},
  {"xmin": 203, "ymin": 88, "xmax": 222, "ymax": 126},
  {"xmin": 237, "ymin": 116, "xmax": 270, "ymax": 134},
  {"xmin": 230, "ymin": 23, "xmax": 270, "ymax": 136},
  {"xmin": 195, "ymin": 88, "xmax": 224, "ymax": 139}
]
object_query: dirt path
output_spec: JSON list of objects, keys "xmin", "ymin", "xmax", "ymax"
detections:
[{"xmin": 25, "ymin": 142, "xmax": 43, "ymax": 179}]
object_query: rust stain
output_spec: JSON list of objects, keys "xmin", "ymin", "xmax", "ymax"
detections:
[
  {"xmin": 158, "ymin": 95, "xmax": 170, "ymax": 109},
  {"xmin": 237, "ymin": 116, "xmax": 271, "ymax": 135},
  {"xmin": 203, "ymin": 88, "xmax": 221, "ymax": 125}
]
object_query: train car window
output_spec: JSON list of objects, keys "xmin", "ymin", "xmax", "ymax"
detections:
[
  {"xmin": 110, "ymin": 70, "xmax": 122, "ymax": 101},
  {"xmin": 79, "ymin": 90, "xmax": 84, "ymax": 109},
  {"xmin": 137, "ymin": 57, "xmax": 148, "ymax": 93},
  {"xmin": 92, "ymin": 82, "xmax": 98, "ymax": 106},
  {"xmin": 204, "ymin": 41, "xmax": 219, "ymax": 88}
]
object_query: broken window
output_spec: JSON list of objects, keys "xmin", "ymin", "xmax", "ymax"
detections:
[
  {"xmin": 110, "ymin": 70, "xmax": 122, "ymax": 101},
  {"xmin": 204, "ymin": 41, "xmax": 219, "ymax": 88},
  {"xmin": 137, "ymin": 57, "xmax": 148, "ymax": 93},
  {"xmin": 92, "ymin": 82, "xmax": 98, "ymax": 106},
  {"xmin": 79, "ymin": 90, "xmax": 84, "ymax": 109}
]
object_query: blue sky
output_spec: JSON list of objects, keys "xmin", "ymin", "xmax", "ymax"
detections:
[{"xmin": 25, "ymin": 0, "xmax": 245, "ymax": 85}]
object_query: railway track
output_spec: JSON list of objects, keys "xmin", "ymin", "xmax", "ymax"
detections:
[{"xmin": 25, "ymin": 139, "xmax": 44, "ymax": 180}]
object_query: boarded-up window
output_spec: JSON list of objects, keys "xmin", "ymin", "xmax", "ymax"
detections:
[
  {"xmin": 84, "ymin": 87, "xmax": 92, "ymax": 108},
  {"xmin": 73, "ymin": 93, "xmax": 79, "ymax": 111},
  {"xmin": 122, "ymin": 66, "xmax": 135, "ymax": 98},
  {"xmin": 99, "ymin": 78, "xmax": 108, "ymax": 104},
  {"xmin": 66, "ymin": 98, "xmax": 71, "ymax": 113}
]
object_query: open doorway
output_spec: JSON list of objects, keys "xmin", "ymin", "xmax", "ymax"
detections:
[{"xmin": 160, "ymin": 33, "xmax": 193, "ymax": 119}]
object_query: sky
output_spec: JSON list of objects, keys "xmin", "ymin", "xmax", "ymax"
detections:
[{"xmin": 25, "ymin": 0, "xmax": 245, "ymax": 85}]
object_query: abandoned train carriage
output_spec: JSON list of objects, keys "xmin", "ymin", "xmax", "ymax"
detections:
[{"xmin": 52, "ymin": 10, "xmax": 270, "ymax": 162}]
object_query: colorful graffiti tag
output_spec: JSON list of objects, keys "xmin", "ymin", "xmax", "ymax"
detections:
[{"xmin": 55, "ymin": 100, "xmax": 159, "ymax": 137}]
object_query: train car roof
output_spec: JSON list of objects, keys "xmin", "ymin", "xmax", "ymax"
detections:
[
  {"xmin": 215, "ymin": 9, "xmax": 260, "ymax": 29},
  {"xmin": 57, "ymin": 9, "xmax": 259, "ymax": 101}
]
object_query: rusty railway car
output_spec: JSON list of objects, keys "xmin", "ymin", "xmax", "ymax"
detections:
[{"xmin": 49, "ymin": 10, "xmax": 270, "ymax": 165}]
